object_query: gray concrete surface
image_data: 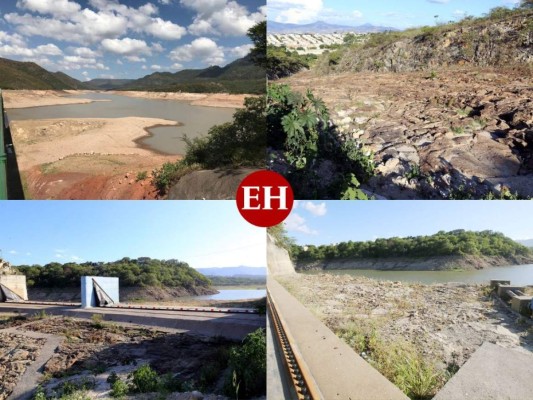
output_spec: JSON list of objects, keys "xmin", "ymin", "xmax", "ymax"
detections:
[
  {"xmin": 267, "ymin": 234, "xmax": 296, "ymax": 276},
  {"xmin": 434, "ymin": 342, "xmax": 533, "ymax": 400},
  {"xmin": 266, "ymin": 315, "xmax": 297, "ymax": 400},
  {"xmin": 268, "ymin": 278, "xmax": 409, "ymax": 400},
  {"xmin": 0, "ymin": 303, "xmax": 265, "ymax": 340}
]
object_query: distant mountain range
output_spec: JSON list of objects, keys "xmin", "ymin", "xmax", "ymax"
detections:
[
  {"xmin": 518, "ymin": 239, "xmax": 533, "ymax": 248},
  {"xmin": 196, "ymin": 266, "xmax": 267, "ymax": 277},
  {"xmin": 0, "ymin": 55, "xmax": 264, "ymax": 94},
  {"xmin": 268, "ymin": 20, "xmax": 398, "ymax": 34}
]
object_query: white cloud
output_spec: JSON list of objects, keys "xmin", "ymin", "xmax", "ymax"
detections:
[
  {"xmin": 183, "ymin": 0, "xmax": 265, "ymax": 36},
  {"xmin": 229, "ymin": 44, "xmax": 253, "ymax": 58},
  {"xmin": 453, "ymin": 9, "xmax": 467, "ymax": 18},
  {"xmin": 36, "ymin": 44, "xmax": 62, "ymax": 55},
  {"xmin": 159, "ymin": 0, "xmax": 172, "ymax": 4},
  {"xmin": 300, "ymin": 201, "xmax": 327, "ymax": 217},
  {"xmin": 124, "ymin": 55, "xmax": 146, "ymax": 62},
  {"xmin": 146, "ymin": 18, "xmax": 186, "ymax": 40},
  {"xmin": 117, "ymin": 59, "xmax": 123, "ymax": 64},
  {"xmin": 101, "ymin": 37, "xmax": 151, "ymax": 56},
  {"xmin": 16, "ymin": 0, "xmax": 81, "ymax": 18},
  {"xmin": 82, "ymin": 70, "xmax": 90, "ymax": 81},
  {"xmin": 9, "ymin": 250, "xmax": 17, "ymax": 254},
  {"xmin": 142, "ymin": 65, "xmax": 147, "ymax": 70},
  {"xmin": 69, "ymin": 46, "xmax": 98, "ymax": 57},
  {"xmin": 170, "ymin": 37, "xmax": 225, "ymax": 65},
  {"xmin": 284, "ymin": 213, "xmax": 318, "ymax": 235},
  {"xmin": 71, "ymin": 255, "xmax": 83, "ymax": 261},
  {"xmin": 0, "ymin": 42, "xmax": 62, "ymax": 58},
  {"xmin": 0, "ymin": 31, "xmax": 27, "ymax": 46},
  {"xmin": 171, "ymin": 62, "xmax": 183, "ymax": 69},
  {"xmin": 427, "ymin": 0, "xmax": 450, "ymax": 3},
  {"xmin": 151, "ymin": 64, "xmax": 162, "ymax": 70},
  {"xmin": 270, "ymin": 0, "xmax": 323, "ymax": 24}
]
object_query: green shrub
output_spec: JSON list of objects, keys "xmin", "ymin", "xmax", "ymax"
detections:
[
  {"xmin": 224, "ymin": 328, "xmax": 266, "ymax": 399},
  {"xmin": 151, "ymin": 161, "xmax": 199, "ymax": 196},
  {"xmin": 135, "ymin": 171, "xmax": 148, "ymax": 181},
  {"xmin": 131, "ymin": 364, "xmax": 159, "ymax": 393},
  {"xmin": 267, "ymin": 84, "xmax": 375, "ymax": 199},
  {"xmin": 110, "ymin": 378, "xmax": 128, "ymax": 398},
  {"xmin": 90, "ymin": 314, "xmax": 105, "ymax": 329}
]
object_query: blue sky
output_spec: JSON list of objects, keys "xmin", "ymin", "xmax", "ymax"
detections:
[
  {"xmin": 285, "ymin": 201, "xmax": 533, "ymax": 246},
  {"xmin": 0, "ymin": 0, "xmax": 265, "ymax": 80},
  {"xmin": 268, "ymin": 0, "xmax": 521, "ymax": 28},
  {"xmin": 0, "ymin": 201, "xmax": 266, "ymax": 269}
]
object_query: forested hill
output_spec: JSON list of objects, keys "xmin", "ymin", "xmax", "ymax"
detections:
[
  {"xmin": 293, "ymin": 230, "xmax": 533, "ymax": 262},
  {"xmin": 14, "ymin": 257, "xmax": 211, "ymax": 290}
]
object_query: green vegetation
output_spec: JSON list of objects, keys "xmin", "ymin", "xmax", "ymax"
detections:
[
  {"xmin": 267, "ymin": 84, "xmax": 375, "ymax": 199},
  {"xmin": 15, "ymin": 257, "xmax": 211, "ymax": 289},
  {"xmin": 224, "ymin": 328, "xmax": 266, "ymax": 399},
  {"xmin": 135, "ymin": 171, "xmax": 148, "ymax": 181},
  {"xmin": 131, "ymin": 365, "xmax": 159, "ymax": 393},
  {"xmin": 338, "ymin": 324, "xmax": 443, "ymax": 400},
  {"xmin": 267, "ymin": 46, "xmax": 317, "ymax": 79},
  {"xmin": 208, "ymin": 276, "xmax": 266, "ymax": 286},
  {"xmin": 151, "ymin": 95, "xmax": 265, "ymax": 195},
  {"xmin": 293, "ymin": 230, "xmax": 533, "ymax": 261},
  {"xmin": 0, "ymin": 57, "xmax": 85, "ymax": 90},
  {"xmin": 268, "ymin": 224, "xmax": 296, "ymax": 253}
]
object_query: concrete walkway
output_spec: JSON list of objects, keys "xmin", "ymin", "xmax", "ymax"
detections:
[
  {"xmin": 2, "ymin": 326, "xmax": 63, "ymax": 400},
  {"xmin": 434, "ymin": 342, "xmax": 533, "ymax": 400},
  {"xmin": 268, "ymin": 278, "xmax": 408, "ymax": 400}
]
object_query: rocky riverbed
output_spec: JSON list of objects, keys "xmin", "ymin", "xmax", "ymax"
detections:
[
  {"xmin": 0, "ymin": 314, "xmax": 242, "ymax": 399},
  {"xmin": 0, "ymin": 331, "xmax": 45, "ymax": 400},
  {"xmin": 283, "ymin": 67, "xmax": 533, "ymax": 199},
  {"xmin": 277, "ymin": 274, "xmax": 533, "ymax": 375}
]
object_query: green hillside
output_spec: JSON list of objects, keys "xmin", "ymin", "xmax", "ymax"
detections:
[
  {"xmin": 84, "ymin": 78, "xmax": 134, "ymax": 90},
  {"xmin": 293, "ymin": 230, "xmax": 533, "ymax": 261},
  {"xmin": 0, "ymin": 57, "xmax": 85, "ymax": 90},
  {"xmin": 122, "ymin": 55, "xmax": 266, "ymax": 94}
]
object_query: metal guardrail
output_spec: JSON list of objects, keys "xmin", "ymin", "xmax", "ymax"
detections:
[{"xmin": 0, "ymin": 89, "xmax": 8, "ymax": 199}]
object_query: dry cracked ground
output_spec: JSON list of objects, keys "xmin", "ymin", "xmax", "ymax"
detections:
[
  {"xmin": 0, "ymin": 314, "xmax": 240, "ymax": 400},
  {"xmin": 277, "ymin": 273, "xmax": 533, "ymax": 394},
  {"xmin": 283, "ymin": 67, "xmax": 533, "ymax": 199}
]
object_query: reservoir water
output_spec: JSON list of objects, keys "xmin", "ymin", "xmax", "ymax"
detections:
[
  {"xmin": 307, "ymin": 264, "xmax": 533, "ymax": 286},
  {"xmin": 6, "ymin": 92, "xmax": 235, "ymax": 155},
  {"xmin": 190, "ymin": 289, "xmax": 266, "ymax": 301}
]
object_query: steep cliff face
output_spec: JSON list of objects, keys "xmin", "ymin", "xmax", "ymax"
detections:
[
  {"xmin": 267, "ymin": 234, "xmax": 296, "ymax": 275},
  {"xmin": 296, "ymin": 254, "xmax": 533, "ymax": 271},
  {"xmin": 333, "ymin": 10, "xmax": 533, "ymax": 73}
]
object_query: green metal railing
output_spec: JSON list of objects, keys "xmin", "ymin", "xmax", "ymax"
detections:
[{"xmin": 0, "ymin": 89, "xmax": 8, "ymax": 199}]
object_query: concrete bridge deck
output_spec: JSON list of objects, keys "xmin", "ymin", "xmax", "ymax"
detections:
[{"xmin": 0, "ymin": 302, "xmax": 265, "ymax": 340}]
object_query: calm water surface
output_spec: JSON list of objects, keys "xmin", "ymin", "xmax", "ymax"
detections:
[
  {"xmin": 307, "ymin": 264, "xmax": 533, "ymax": 285},
  {"xmin": 7, "ymin": 92, "xmax": 235, "ymax": 154},
  {"xmin": 189, "ymin": 289, "xmax": 266, "ymax": 301}
]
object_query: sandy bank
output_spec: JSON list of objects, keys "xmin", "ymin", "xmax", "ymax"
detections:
[
  {"xmin": 3, "ymin": 90, "xmax": 107, "ymax": 109},
  {"xmin": 10, "ymin": 117, "xmax": 180, "ymax": 199},
  {"xmin": 110, "ymin": 91, "xmax": 247, "ymax": 108}
]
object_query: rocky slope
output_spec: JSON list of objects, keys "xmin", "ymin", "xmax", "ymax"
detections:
[
  {"xmin": 296, "ymin": 254, "xmax": 533, "ymax": 271},
  {"xmin": 332, "ymin": 10, "xmax": 533, "ymax": 73},
  {"xmin": 284, "ymin": 67, "xmax": 533, "ymax": 199}
]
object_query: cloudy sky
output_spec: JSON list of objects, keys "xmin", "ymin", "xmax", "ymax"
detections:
[
  {"xmin": 0, "ymin": 0, "xmax": 265, "ymax": 81},
  {"xmin": 268, "ymin": 0, "xmax": 521, "ymax": 29},
  {"xmin": 0, "ymin": 201, "xmax": 266, "ymax": 269},
  {"xmin": 285, "ymin": 201, "xmax": 533, "ymax": 245}
]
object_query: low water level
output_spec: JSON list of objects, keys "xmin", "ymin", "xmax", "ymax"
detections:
[
  {"xmin": 190, "ymin": 289, "xmax": 266, "ymax": 301},
  {"xmin": 7, "ymin": 92, "xmax": 235, "ymax": 155},
  {"xmin": 307, "ymin": 264, "xmax": 533, "ymax": 286}
]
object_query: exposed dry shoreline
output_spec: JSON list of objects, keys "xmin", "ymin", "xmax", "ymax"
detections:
[
  {"xmin": 296, "ymin": 254, "xmax": 533, "ymax": 271},
  {"xmin": 277, "ymin": 273, "xmax": 533, "ymax": 395},
  {"xmin": 10, "ymin": 117, "xmax": 180, "ymax": 199},
  {"xmin": 109, "ymin": 90, "xmax": 247, "ymax": 108},
  {"xmin": 3, "ymin": 90, "xmax": 104, "ymax": 109}
]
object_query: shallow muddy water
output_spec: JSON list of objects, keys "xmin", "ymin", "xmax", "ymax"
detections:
[
  {"xmin": 7, "ymin": 92, "xmax": 235, "ymax": 155},
  {"xmin": 308, "ymin": 264, "xmax": 533, "ymax": 285}
]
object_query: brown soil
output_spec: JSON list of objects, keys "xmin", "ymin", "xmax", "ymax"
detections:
[{"xmin": 10, "ymin": 117, "xmax": 180, "ymax": 199}]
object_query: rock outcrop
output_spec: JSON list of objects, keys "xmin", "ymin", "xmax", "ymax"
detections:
[{"xmin": 0, "ymin": 259, "xmax": 15, "ymax": 275}]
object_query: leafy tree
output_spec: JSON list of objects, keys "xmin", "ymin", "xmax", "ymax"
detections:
[{"xmin": 247, "ymin": 21, "xmax": 267, "ymax": 68}]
